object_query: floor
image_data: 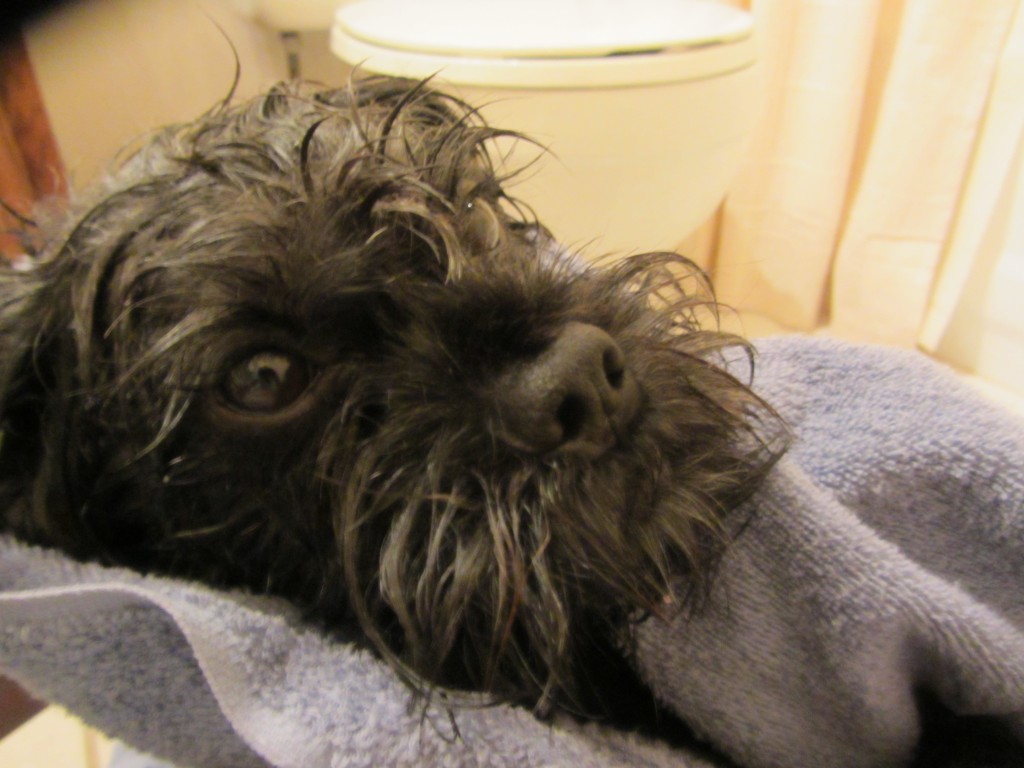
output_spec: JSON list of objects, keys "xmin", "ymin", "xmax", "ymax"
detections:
[{"xmin": 0, "ymin": 706, "xmax": 112, "ymax": 768}]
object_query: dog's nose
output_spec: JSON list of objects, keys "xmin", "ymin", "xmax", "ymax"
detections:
[{"xmin": 493, "ymin": 322, "xmax": 642, "ymax": 458}]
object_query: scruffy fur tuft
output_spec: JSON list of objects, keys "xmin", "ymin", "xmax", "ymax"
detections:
[{"xmin": 0, "ymin": 78, "xmax": 785, "ymax": 726}]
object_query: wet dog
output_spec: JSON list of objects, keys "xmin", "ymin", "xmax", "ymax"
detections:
[{"xmin": 0, "ymin": 78, "xmax": 783, "ymax": 728}]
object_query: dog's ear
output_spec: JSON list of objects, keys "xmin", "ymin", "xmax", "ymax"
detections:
[{"xmin": 0, "ymin": 257, "xmax": 100, "ymax": 553}]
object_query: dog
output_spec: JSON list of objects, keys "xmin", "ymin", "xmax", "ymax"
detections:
[{"xmin": 0, "ymin": 77, "xmax": 784, "ymax": 732}]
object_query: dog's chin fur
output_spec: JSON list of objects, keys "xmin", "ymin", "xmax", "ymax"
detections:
[{"xmin": 0, "ymin": 78, "xmax": 785, "ymax": 721}]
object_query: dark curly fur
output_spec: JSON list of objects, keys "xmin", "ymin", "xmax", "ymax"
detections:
[{"xmin": 0, "ymin": 77, "xmax": 785, "ymax": 725}]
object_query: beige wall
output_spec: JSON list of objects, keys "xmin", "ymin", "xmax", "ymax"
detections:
[{"xmin": 24, "ymin": 0, "xmax": 293, "ymax": 189}]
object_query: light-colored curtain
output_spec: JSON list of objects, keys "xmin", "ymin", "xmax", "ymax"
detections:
[
  {"xmin": 708, "ymin": 0, "xmax": 1024, "ymax": 398},
  {"xmin": 921, "ymin": 2, "xmax": 1024, "ymax": 398}
]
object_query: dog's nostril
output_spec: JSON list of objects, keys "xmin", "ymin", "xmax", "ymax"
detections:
[
  {"xmin": 555, "ymin": 394, "xmax": 588, "ymax": 443},
  {"xmin": 603, "ymin": 347, "xmax": 625, "ymax": 390}
]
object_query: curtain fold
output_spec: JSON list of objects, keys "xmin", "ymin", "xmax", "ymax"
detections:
[
  {"xmin": 710, "ymin": 0, "xmax": 1023, "ymax": 395},
  {"xmin": 714, "ymin": 0, "xmax": 881, "ymax": 331},
  {"xmin": 828, "ymin": 0, "xmax": 1019, "ymax": 345},
  {"xmin": 919, "ymin": 0, "xmax": 1024, "ymax": 395}
]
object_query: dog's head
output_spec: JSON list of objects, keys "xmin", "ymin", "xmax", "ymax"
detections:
[{"xmin": 0, "ymin": 78, "xmax": 783, "ymax": 714}]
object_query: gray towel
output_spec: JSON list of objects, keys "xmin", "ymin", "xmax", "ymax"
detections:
[{"xmin": 1, "ymin": 336, "xmax": 1022, "ymax": 768}]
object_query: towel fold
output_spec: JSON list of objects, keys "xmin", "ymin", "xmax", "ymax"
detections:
[{"xmin": 2, "ymin": 337, "xmax": 1022, "ymax": 767}]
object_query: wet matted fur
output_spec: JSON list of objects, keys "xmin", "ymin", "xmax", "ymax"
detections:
[{"xmin": 0, "ymin": 77, "xmax": 785, "ymax": 726}]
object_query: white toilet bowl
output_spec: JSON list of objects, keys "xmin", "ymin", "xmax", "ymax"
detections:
[{"xmin": 330, "ymin": 0, "xmax": 758, "ymax": 255}]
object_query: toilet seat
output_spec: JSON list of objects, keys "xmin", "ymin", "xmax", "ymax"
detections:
[{"xmin": 331, "ymin": 0, "xmax": 756, "ymax": 88}]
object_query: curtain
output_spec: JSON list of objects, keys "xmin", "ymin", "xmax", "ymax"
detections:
[
  {"xmin": 707, "ymin": 0, "xmax": 1023, "ymax": 398},
  {"xmin": 921, "ymin": 2, "xmax": 1024, "ymax": 398}
]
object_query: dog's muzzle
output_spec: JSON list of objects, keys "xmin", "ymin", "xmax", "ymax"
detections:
[{"xmin": 493, "ymin": 322, "xmax": 642, "ymax": 458}]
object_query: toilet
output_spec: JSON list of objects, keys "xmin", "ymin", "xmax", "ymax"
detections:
[{"xmin": 328, "ymin": 0, "xmax": 758, "ymax": 255}]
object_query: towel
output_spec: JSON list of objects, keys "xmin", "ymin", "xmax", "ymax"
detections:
[{"xmin": 1, "ymin": 336, "xmax": 1022, "ymax": 768}]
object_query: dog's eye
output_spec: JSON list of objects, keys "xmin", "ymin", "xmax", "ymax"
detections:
[{"xmin": 223, "ymin": 351, "xmax": 311, "ymax": 412}]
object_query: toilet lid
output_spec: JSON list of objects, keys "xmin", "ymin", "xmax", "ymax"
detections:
[{"xmin": 332, "ymin": 0, "xmax": 756, "ymax": 88}]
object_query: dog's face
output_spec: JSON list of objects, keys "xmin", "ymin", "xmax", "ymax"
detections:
[{"xmin": 0, "ymin": 78, "xmax": 782, "ymax": 714}]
